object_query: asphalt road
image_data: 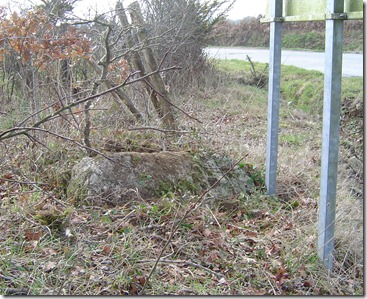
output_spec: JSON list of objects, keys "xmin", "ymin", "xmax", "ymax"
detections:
[{"xmin": 205, "ymin": 47, "xmax": 363, "ymax": 77}]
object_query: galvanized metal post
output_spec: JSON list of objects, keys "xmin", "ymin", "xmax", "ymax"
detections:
[
  {"xmin": 265, "ymin": 0, "xmax": 283, "ymax": 195},
  {"xmin": 318, "ymin": 0, "xmax": 344, "ymax": 272}
]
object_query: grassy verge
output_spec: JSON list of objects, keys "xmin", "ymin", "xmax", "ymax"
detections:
[
  {"xmin": 209, "ymin": 19, "xmax": 363, "ymax": 53},
  {"xmin": 0, "ymin": 59, "xmax": 363, "ymax": 295},
  {"xmin": 282, "ymin": 31, "xmax": 325, "ymax": 51}
]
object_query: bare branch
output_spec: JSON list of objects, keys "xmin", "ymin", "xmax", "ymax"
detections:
[
  {"xmin": 2, "ymin": 127, "xmax": 115, "ymax": 162},
  {"xmin": 0, "ymin": 66, "xmax": 179, "ymax": 142}
]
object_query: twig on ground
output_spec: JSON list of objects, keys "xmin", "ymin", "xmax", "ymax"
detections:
[
  {"xmin": 128, "ymin": 127, "xmax": 191, "ymax": 134},
  {"xmin": 0, "ymin": 177, "xmax": 48, "ymax": 186},
  {"xmin": 19, "ymin": 174, "xmax": 69, "ymax": 208},
  {"xmin": 206, "ymin": 204, "xmax": 222, "ymax": 228},
  {"xmin": 20, "ymin": 213, "xmax": 52, "ymax": 239}
]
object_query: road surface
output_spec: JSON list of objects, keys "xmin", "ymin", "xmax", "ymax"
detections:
[{"xmin": 205, "ymin": 47, "xmax": 363, "ymax": 77}]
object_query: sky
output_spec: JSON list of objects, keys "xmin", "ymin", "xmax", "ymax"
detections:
[
  {"xmin": 0, "ymin": 0, "xmax": 267, "ymax": 20},
  {"xmin": 226, "ymin": 0, "xmax": 267, "ymax": 19},
  {"xmin": 73, "ymin": 0, "xmax": 267, "ymax": 19}
]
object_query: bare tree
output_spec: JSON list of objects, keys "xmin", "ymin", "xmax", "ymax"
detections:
[
  {"xmin": 140, "ymin": 0, "xmax": 234, "ymax": 91},
  {"xmin": 0, "ymin": 0, "xmax": 232, "ymax": 153}
]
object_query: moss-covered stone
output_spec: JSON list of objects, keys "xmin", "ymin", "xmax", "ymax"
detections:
[{"xmin": 67, "ymin": 150, "xmax": 257, "ymax": 207}]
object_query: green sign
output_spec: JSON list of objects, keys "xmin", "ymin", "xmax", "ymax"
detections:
[{"xmin": 262, "ymin": 0, "xmax": 363, "ymax": 22}]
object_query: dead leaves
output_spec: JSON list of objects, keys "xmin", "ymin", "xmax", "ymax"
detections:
[
  {"xmin": 0, "ymin": 173, "xmax": 14, "ymax": 181},
  {"xmin": 202, "ymin": 228, "xmax": 211, "ymax": 237},
  {"xmin": 24, "ymin": 229, "xmax": 43, "ymax": 242},
  {"xmin": 275, "ymin": 267, "xmax": 290, "ymax": 288},
  {"xmin": 121, "ymin": 275, "xmax": 147, "ymax": 295},
  {"xmin": 0, "ymin": 8, "xmax": 91, "ymax": 66},
  {"xmin": 0, "ymin": 179, "xmax": 333, "ymax": 296},
  {"xmin": 43, "ymin": 261, "xmax": 57, "ymax": 273}
]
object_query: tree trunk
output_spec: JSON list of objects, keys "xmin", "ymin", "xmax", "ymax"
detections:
[
  {"xmin": 87, "ymin": 59, "xmax": 143, "ymax": 121},
  {"xmin": 116, "ymin": 2, "xmax": 166, "ymax": 121},
  {"xmin": 128, "ymin": 1, "xmax": 176, "ymax": 130}
]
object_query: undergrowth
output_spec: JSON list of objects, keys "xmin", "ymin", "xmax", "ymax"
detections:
[{"xmin": 0, "ymin": 59, "xmax": 363, "ymax": 295}]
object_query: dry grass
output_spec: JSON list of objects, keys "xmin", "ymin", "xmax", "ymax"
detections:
[{"xmin": 0, "ymin": 59, "xmax": 363, "ymax": 295}]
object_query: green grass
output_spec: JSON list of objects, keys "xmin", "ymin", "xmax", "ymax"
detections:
[
  {"xmin": 279, "ymin": 133, "xmax": 305, "ymax": 146},
  {"xmin": 214, "ymin": 58, "xmax": 363, "ymax": 116},
  {"xmin": 283, "ymin": 31, "xmax": 325, "ymax": 51},
  {"xmin": 213, "ymin": 58, "xmax": 268, "ymax": 74}
]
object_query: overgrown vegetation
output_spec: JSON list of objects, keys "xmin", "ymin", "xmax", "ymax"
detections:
[
  {"xmin": 0, "ymin": 55, "xmax": 363, "ymax": 294},
  {"xmin": 142, "ymin": 0, "xmax": 235, "ymax": 92},
  {"xmin": 0, "ymin": 0, "xmax": 363, "ymax": 295}
]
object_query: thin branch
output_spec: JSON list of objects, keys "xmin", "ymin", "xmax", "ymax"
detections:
[
  {"xmin": 24, "ymin": 132, "xmax": 52, "ymax": 150},
  {"xmin": 206, "ymin": 205, "xmax": 222, "ymax": 228},
  {"xmin": 20, "ymin": 174, "xmax": 69, "ymax": 208},
  {"xmin": 4, "ymin": 127, "xmax": 115, "ymax": 162},
  {"xmin": 0, "ymin": 65, "xmax": 179, "ymax": 142},
  {"xmin": 128, "ymin": 127, "xmax": 190, "ymax": 134},
  {"xmin": 16, "ymin": 100, "xmax": 58, "ymax": 127},
  {"xmin": 0, "ymin": 177, "xmax": 48, "ymax": 186}
]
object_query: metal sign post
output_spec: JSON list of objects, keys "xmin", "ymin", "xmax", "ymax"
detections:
[
  {"xmin": 265, "ymin": 0, "xmax": 283, "ymax": 195},
  {"xmin": 262, "ymin": 0, "xmax": 362, "ymax": 271},
  {"xmin": 317, "ymin": 0, "xmax": 344, "ymax": 271}
]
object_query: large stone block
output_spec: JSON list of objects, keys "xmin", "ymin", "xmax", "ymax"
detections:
[{"xmin": 67, "ymin": 151, "xmax": 255, "ymax": 206}]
